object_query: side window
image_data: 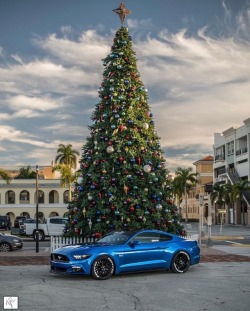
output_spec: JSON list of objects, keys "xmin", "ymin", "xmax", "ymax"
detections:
[
  {"xmin": 50, "ymin": 218, "xmax": 67, "ymax": 224},
  {"xmin": 131, "ymin": 232, "xmax": 160, "ymax": 243},
  {"xmin": 159, "ymin": 233, "xmax": 173, "ymax": 242},
  {"xmin": 131, "ymin": 232, "xmax": 173, "ymax": 243}
]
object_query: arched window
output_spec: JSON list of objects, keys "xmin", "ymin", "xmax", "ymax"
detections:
[
  {"xmin": 49, "ymin": 190, "xmax": 59, "ymax": 203},
  {"xmin": 6, "ymin": 191, "xmax": 15, "ymax": 204},
  {"xmin": 49, "ymin": 211, "xmax": 59, "ymax": 217},
  {"xmin": 34, "ymin": 190, "xmax": 45, "ymax": 203},
  {"xmin": 63, "ymin": 190, "xmax": 69, "ymax": 203},
  {"xmin": 20, "ymin": 190, "xmax": 30, "ymax": 203}
]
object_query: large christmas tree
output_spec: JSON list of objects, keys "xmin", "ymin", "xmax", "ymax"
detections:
[{"xmin": 65, "ymin": 3, "xmax": 184, "ymax": 238}]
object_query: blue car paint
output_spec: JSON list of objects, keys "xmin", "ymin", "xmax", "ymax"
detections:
[{"xmin": 50, "ymin": 230, "xmax": 200, "ymax": 276}]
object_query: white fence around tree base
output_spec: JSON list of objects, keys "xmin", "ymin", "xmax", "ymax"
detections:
[{"xmin": 50, "ymin": 234, "xmax": 199, "ymax": 252}]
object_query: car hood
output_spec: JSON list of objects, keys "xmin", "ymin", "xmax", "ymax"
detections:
[
  {"xmin": 1, "ymin": 234, "xmax": 22, "ymax": 240},
  {"xmin": 53, "ymin": 242, "xmax": 113, "ymax": 254}
]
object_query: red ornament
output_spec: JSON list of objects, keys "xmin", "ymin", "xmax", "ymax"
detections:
[
  {"xmin": 110, "ymin": 205, "xmax": 115, "ymax": 211},
  {"xmin": 95, "ymin": 232, "xmax": 102, "ymax": 238},
  {"xmin": 130, "ymin": 206, "xmax": 135, "ymax": 213},
  {"xmin": 137, "ymin": 156, "xmax": 141, "ymax": 165},
  {"xmin": 74, "ymin": 228, "xmax": 79, "ymax": 235}
]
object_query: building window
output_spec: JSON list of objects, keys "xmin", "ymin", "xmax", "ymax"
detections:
[
  {"xmin": 6, "ymin": 191, "xmax": 15, "ymax": 204},
  {"xmin": 49, "ymin": 190, "xmax": 59, "ymax": 203},
  {"xmin": 20, "ymin": 190, "xmax": 30, "ymax": 203},
  {"xmin": 227, "ymin": 141, "xmax": 234, "ymax": 156},
  {"xmin": 34, "ymin": 190, "xmax": 45, "ymax": 203},
  {"xmin": 215, "ymin": 146, "xmax": 225, "ymax": 161}
]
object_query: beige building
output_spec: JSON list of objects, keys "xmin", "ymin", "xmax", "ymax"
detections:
[
  {"xmin": 181, "ymin": 156, "xmax": 214, "ymax": 222},
  {"xmin": 0, "ymin": 165, "xmax": 69, "ymax": 225}
]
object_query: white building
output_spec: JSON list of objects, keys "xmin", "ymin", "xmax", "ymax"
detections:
[
  {"xmin": 213, "ymin": 117, "xmax": 250, "ymax": 225},
  {"xmin": 0, "ymin": 165, "xmax": 69, "ymax": 225}
]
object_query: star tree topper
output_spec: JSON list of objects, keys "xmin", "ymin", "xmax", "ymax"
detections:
[{"xmin": 113, "ymin": 2, "xmax": 132, "ymax": 25}]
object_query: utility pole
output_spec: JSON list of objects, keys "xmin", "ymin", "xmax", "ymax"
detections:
[
  {"xmin": 198, "ymin": 193, "xmax": 204, "ymax": 245},
  {"xmin": 35, "ymin": 165, "xmax": 39, "ymax": 253}
]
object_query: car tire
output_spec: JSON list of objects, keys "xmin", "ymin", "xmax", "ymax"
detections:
[
  {"xmin": 33, "ymin": 231, "xmax": 45, "ymax": 241},
  {"xmin": 91, "ymin": 255, "xmax": 115, "ymax": 280},
  {"xmin": 170, "ymin": 251, "xmax": 190, "ymax": 273},
  {"xmin": 0, "ymin": 242, "xmax": 12, "ymax": 252}
]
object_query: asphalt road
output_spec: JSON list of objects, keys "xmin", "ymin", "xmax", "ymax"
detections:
[{"xmin": 0, "ymin": 262, "xmax": 249, "ymax": 311}]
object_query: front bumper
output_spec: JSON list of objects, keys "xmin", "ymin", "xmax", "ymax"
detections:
[
  {"xmin": 12, "ymin": 242, "xmax": 23, "ymax": 250},
  {"xmin": 50, "ymin": 259, "xmax": 90, "ymax": 275}
]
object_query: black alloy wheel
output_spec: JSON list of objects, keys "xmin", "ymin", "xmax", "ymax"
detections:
[
  {"xmin": 91, "ymin": 255, "xmax": 115, "ymax": 280},
  {"xmin": 0, "ymin": 242, "xmax": 12, "ymax": 252},
  {"xmin": 171, "ymin": 251, "xmax": 190, "ymax": 273}
]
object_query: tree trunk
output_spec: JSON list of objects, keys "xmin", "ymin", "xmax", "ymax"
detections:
[
  {"xmin": 68, "ymin": 183, "xmax": 72, "ymax": 202},
  {"xmin": 185, "ymin": 185, "xmax": 188, "ymax": 224}
]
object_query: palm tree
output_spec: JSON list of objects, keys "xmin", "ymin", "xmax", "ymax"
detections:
[
  {"xmin": 175, "ymin": 167, "xmax": 198, "ymax": 223},
  {"xmin": 0, "ymin": 168, "xmax": 11, "ymax": 184},
  {"xmin": 172, "ymin": 175, "xmax": 184, "ymax": 216},
  {"xmin": 14, "ymin": 165, "xmax": 36, "ymax": 179},
  {"xmin": 55, "ymin": 144, "xmax": 80, "ymax": 169},
  {"xmin": 233, "ymin": 180, "xmax": 250, "ymax": 226},
  {"xmin": 210, "ymin": 182, "xmax": 226, "ymax": 224},
  {"xmin": 52, "ymin": 164, "xmax": 80, "ymax": 201},
  {"xmin": 223, "ymin": 183, "xmax": 235, "ymax": 224}
]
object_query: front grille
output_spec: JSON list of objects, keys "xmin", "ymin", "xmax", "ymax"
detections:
[
  {"xmin": 51, "ymin": 253, "xmax": 70, "ymax": 262},
  {"xmin": 50, "ymin": 266, "xmax": 68, "ymax": 273}
]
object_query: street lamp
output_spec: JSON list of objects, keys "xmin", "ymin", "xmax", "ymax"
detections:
[{"xmin": 35, "ymin": 165, "xmax": 39, "ymax": 253}]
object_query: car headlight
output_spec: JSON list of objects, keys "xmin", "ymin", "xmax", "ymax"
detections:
[
  {"xmin": 13, "ymin": 239, "xmax": 21, "ymax": 242},
  {"xmin": 73, "ymin": 254, "xmax": 91, "ymax": 260}
]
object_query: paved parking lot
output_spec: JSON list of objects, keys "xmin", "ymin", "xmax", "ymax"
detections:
[{"xmin": 0, "ymin": 262, "xmax": 249, "ymax": 311}]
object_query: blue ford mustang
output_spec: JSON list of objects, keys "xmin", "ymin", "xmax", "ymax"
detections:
[{"xmin": 50, "ymin": 230, "xmax": 200, "ymax": 280}]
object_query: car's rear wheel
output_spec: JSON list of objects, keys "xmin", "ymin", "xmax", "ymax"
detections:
[
  {"xmin": 0, "ymin": 242, "xmax": 12, "ymax": 252},
  {"xmin": 171, "ymin": 251, "xmax": 190, "ymax": 273},
  {"xmin": 33, "ymin": 231, "xmax": 45, "ymax": 241},
  {"xmin": 91, "ymin": 255, "xmax": 115, "ymax": 280}
]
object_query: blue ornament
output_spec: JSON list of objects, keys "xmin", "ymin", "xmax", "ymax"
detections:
[{"xmin": 124, "ymin": 79, "xmax": 130, "ymax": 85}]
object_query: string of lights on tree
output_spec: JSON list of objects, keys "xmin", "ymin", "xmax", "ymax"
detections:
[{"xmin": 64, "ymin": 3, "xmax": 185, "ymax": 238}]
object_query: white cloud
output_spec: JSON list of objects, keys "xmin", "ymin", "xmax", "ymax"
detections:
[{"xmin": 0, "ymin": 8, "xmax": 249, "ymax": 172}]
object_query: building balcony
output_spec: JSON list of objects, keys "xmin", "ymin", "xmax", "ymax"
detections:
[
  {"xmin": 236, "ymin": 147, "xmax": 248, "ymax": 156},
  {"xmin": 215, "ymin": 155, "xmax": 225, "ymax": 162}
]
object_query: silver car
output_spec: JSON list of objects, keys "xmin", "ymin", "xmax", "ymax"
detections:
[{"xmin": 0, "ymin": 232, "xmax": 23, "ymax": 252}]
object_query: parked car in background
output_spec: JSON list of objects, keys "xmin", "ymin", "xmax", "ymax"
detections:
[
  {"xmin": 19, "ymin": 218, "xmax": 44, "ymax": 235},
  {"xmin": 0, "ymin": 215, "xmax": 11, "ymax": 230},
  {"xmin": 23, "ymin": 216, "xmax": 67, "ymax": 241},
  {"xmin": 0, "ymin": 232, "xmax": 23, "ymax": 252},
  {"xmin": 50, "ymin": 229, "xmax": 200, "ymax": 280},
  {"xmin": 14, "ymin": 216, "xmax": 27, "ymax": 228}
]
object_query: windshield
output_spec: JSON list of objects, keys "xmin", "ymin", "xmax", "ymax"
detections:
[{"xmin": 96, "ymin": 231, "xmax": 135, "ymax": 245}]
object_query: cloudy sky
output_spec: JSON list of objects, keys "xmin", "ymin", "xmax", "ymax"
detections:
[{"xmin": 0, "ymin": 0, "xmax": 249, "ymax": 173}]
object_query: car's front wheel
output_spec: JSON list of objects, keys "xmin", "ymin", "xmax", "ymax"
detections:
[
  {"xmin": 0, "ymin": 242, "xmax": 12, "ymax": 252},
  {"xmin": 171, "ymin": 251, "xmax": 190, "ymax": 273},
  {"xmin": 91, "ymin": 255, "xmax": 115, "ymax": 280}
]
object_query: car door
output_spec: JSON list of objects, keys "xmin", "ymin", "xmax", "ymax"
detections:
[{"xmin": 122, "ymin": 232, "xmax": 168, "ymax": 272}]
